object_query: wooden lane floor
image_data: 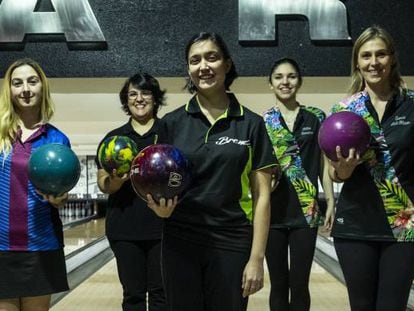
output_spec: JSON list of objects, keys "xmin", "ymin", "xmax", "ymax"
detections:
[
  {"xmin": 63, "ymin": 217, "xmax": 106, "ymax": 255},
  {"xmin": 51, "ymin": 258, "xmax": 350, "ymax": 310}
]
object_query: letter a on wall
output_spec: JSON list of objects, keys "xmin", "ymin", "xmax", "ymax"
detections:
[{"xmin": 0, "ymin": 0, "xmax": 106, "ymax": 47}]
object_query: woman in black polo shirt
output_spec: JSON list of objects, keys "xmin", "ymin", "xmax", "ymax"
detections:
[
  {"xmin": 263, "ymin": 58, "xmax": 335, "ymax": 311},
  {"xmin": 96, "ymin": 73, "xmax": 167, "ymax": 311},
  {"xmin": 328, "ymin": 26, "xmax": 414, "ymax": 310},
  {"xmin": 147, "ymin": 32, "xmax": 277, "ymax": 311}
]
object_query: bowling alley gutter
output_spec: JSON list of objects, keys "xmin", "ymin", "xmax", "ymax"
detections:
[{"xmin": 50, "ymin": 236, "xmax": 113, "ymax": 306}]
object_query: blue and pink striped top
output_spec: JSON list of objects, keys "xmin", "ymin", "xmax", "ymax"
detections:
[{"xmin": 0, "ymin": 124, "xmax": 70, "ymax": 251}]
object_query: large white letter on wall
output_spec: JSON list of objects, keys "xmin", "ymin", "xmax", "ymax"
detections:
[
  {"xmin": 239, "ymin": 0, "xmax": 351, "ymax": 42},
  {"xmin": 0, "ymin": 0, "xmax": 105, "ymax": 43}
]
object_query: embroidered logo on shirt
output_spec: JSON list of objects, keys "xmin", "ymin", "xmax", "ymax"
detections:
[
  {"xmin": 300, "ymin": 126, "xmax": 314, "ymax": 135},
  {"xmin": 336, "ymin": 218, "xmax": 344, "ymax": 224},
  {"xmin": 215, "ymin": 136, "xmax": 250, "ymax": 146},
  {"xmin": 390, "ymin": 116, "xmax": 411, "ymax": 127}
]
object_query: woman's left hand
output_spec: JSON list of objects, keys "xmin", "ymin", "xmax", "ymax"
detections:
[
  {"xmin": 37, "ymin": 191, "xmax": 68, "ymax": 208},
  {"xmin": 242, "ymin": 259, "xmax": 264, "ymax": 297},
  {"xmin": 147, "ymin": 195, "xmax": 178, "ymax": 218}
]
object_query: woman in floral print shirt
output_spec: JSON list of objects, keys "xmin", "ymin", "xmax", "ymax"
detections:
[
  {"xmin": 263, "ymin": 58, "xmax": 335, "ymax": 311},
  {"xmin": 328, "ymin": 26, "xmax": 414, "ymax": 310}
]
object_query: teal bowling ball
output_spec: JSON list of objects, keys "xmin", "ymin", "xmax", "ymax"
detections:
[{"xmin": 28, "ymin": 143, "xmax": 81, "ymax": 196}]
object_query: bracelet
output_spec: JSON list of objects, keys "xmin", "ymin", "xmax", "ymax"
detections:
[{"xmin": 334, "ymin": 170, "xmax": 348, "ymax": 182}]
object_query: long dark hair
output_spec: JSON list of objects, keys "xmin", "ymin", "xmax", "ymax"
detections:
[
  {"xmin": 184, "ymin": 32, "xmax": 238, "ymax": 94},
  {"xmin": 268, "ymin": 57, "xmax": 303, "ymax": 88}
]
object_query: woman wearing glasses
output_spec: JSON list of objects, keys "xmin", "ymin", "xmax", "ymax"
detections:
[{"xmin": 96, "ymin": 73, "xmax": 167, "ymax": 311}]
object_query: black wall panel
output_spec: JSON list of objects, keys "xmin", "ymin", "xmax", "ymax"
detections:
[{"xmin": 0, "ymin": 0, "xmax": 413, "ymax": 77}]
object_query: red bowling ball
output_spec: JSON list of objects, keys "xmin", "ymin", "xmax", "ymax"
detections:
[
  {"xmin": 130, "ymin": 144, "xmax": 191, "ymax": 202},
  {"xmin": 318, "ymin": 111, "xmax": 371, "ymax": 161}
]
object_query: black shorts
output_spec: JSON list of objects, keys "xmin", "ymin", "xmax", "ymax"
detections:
[{"xmin": 0, "ymin": 249, "xmax": 69, "ymax": 299}]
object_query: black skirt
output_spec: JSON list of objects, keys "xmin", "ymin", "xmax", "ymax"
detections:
[{"xmin": 0, "ymin": 249, "xmax": 69, "ymax": 299}]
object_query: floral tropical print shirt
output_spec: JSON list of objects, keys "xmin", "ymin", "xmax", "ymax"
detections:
[
  {"xmin": 263, "ymin": 105, "xmax": 325, "ymax": 228},
  {"xmin": 331, "ymin": 90, "xmax": 414, "ymax": 241}
]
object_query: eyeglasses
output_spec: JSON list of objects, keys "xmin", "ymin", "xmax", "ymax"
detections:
[{"xmin": 127, "ymin": 90, "xmax": 153, "ymax": 100}]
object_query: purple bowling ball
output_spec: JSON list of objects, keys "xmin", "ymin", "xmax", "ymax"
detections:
[
  {"xmin": 130, "ymin": 144, "xmax": 191, "ymax": 202},
  {"xmin": 318, "ymin": 111, "xmax": 371, "ymax": 161}
]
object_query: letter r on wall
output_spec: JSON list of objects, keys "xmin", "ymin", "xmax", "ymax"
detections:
[{"xmin": 239, "ymin": 0, "xmax": 351, "ymax": 42}]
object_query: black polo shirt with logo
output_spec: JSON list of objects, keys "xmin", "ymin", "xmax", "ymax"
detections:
[
  {"xmin": 331, "ymin": 90, "xmax": 414, "ymax": 242},
  {"xmin": 95, "ymin": 118, "xmax": 164, "ymax": 241},
  {"xmin": 162, "ymin": 93, "xmax": 277, "ymax": 252}
]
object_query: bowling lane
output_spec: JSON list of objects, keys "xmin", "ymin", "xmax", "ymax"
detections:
[
  {"xmin": 63, "ymin": 217, "xmax": 106, "ymax": 255},
  {"xmin": 55, "ymin": 216, "xmax": 351, "ymax": 310},
  {"xmin": 249, "ymin": 260, "xmax": 350, "ymax": 310},
  {"xmin": 51, "ymin": 256, "xmax": 350, "ymax": 311}
]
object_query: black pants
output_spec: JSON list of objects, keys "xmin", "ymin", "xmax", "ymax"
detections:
[
  {"xmin": 265, "ymin": 227, "xmax": 318, "ymax": 311},
  {"xmin": 110, "ymin": 239, "xmax": 166, "ymax": 311},
  {"xmin": 161, "ymin": 234, "xmax": 249, "ymax": 311},
  {"xmin": 334, "ymin": 238, "xmax": 414, "ymax": 311}
]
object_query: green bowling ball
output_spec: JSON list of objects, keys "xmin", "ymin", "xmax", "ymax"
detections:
[
  {"xmin": 98, "ymin": 135, "xmax": 139, "ymax": 177},
  {"xmin": 28, "ymin": 143, "xmax": 81, "ymax": 196}
]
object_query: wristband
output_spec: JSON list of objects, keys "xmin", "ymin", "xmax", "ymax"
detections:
[{"xmin": 334, "ymin": 170, "xmax": 347, "ymax": 182}]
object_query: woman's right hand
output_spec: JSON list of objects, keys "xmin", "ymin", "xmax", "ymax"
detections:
[
  {"xmin": 323, "ymin": 204, "xmax": 335, "ymax": 232},
  {"xmin": 147, "ymin": 195, "xmax": 178, "ymax": 218},
  {"xmin": 109, "ymin": 169, "xmax": 129, "ymax": 183},
  {"xmin": 330, "ymin": 146, "xmax": 361, "ymax": 181}
]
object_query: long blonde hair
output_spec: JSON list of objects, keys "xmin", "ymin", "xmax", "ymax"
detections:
[
  {"xmin": 348, "ymin": 25, "xmax": 406, "ymax": 95},
  {"xmin": 0, "ymin": 58, "xmax": 55, "ymax": 156}
]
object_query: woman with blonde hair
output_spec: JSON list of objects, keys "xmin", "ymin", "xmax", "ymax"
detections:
[
  {"xmin": 0, "ymin": 58, "xmax": 70, "ymax": 311},
  {"xmin": 328, "ymin": 26, "xmax": 414, "ymax": 310}
]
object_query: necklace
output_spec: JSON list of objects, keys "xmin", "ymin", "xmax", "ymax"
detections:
[
  {"xmin": 276, "ymin": 102, "xmax": 300, "ymax": 128},
  {"xmin": 281, "ymin": 109, "xmax": 299, "ymax": 130},
  {"xmin": 282, "ymin": 112, "xmax": 298, "ymax": 126},
  {"xmin": 284, "ymin": 116, "xmax": 296, "ymax": 124}
]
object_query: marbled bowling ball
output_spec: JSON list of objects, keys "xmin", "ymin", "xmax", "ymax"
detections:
[
  {"xmin": 28, "ymin": 143, "xmax": 81, "ymax": 196},
  {"xmin": 98, "ymin": 135, "xmax": 139, "ymax": 177},
  {"xmin": 318, "ymin": 111, "xmax": 371, "ymax": 161},
  {"xmin": 130, "ymin": 144, "xmax": 191, "ymax": 202}
]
